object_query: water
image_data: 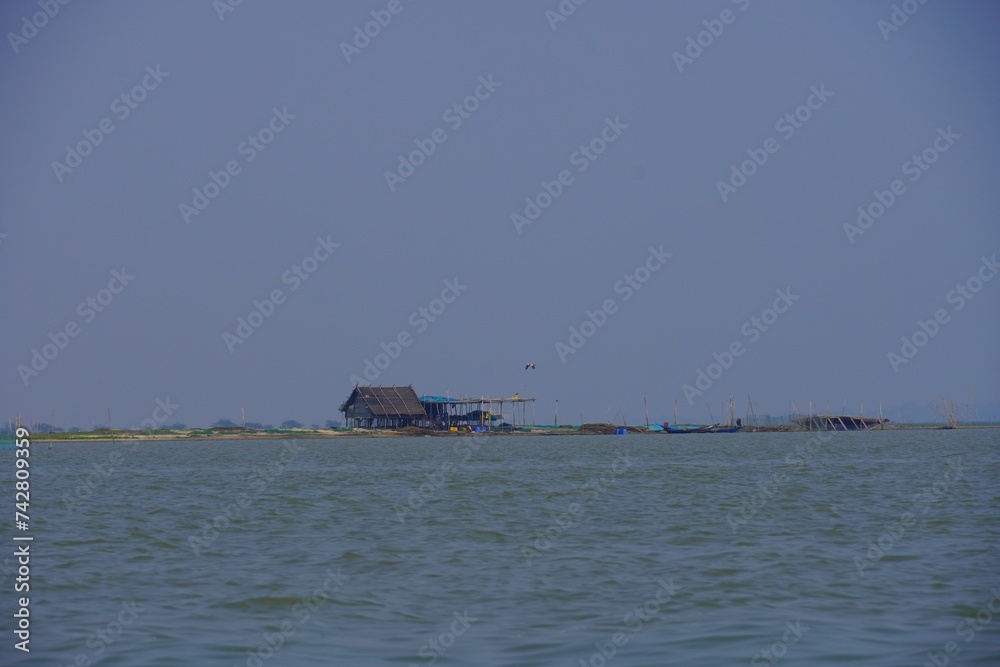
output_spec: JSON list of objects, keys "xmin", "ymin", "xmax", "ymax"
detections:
[{"xmin": 4, "ymin": 429, "xmax": 999, "ymax": 666}]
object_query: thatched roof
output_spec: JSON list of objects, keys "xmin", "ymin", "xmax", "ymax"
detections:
[{"xmin": 340, "ymin": 386, "xmax": 426, "ymax": 418}]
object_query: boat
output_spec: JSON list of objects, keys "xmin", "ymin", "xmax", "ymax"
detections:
[
  {"xmin": 659, "ymin": 396, "xmax": 744, "ymax": 434},
  {"xmin": 661, "ymin": 423, "xmax": 716, "ymax": 434},
  {"xmin": 707, "ymin": 396, "xmax": 743, "ymax": 432}
]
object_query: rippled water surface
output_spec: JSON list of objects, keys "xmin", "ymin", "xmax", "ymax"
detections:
[{"xmin": 5, "ymin": 429, "xmax": 1000, "ymax": 665}]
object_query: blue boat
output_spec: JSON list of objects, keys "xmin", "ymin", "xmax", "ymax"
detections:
[
  {"xmin": 657, "ymin": 423, "xmax": 742, "ymax": 434},
  {"xmin": 662, "ymin": 423, "xmax": 715, "ymax": 434}
]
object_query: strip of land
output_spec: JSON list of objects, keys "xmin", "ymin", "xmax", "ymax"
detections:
[{"xmin": 25, "ymin": 422, "xmax": 999, "ymax": 443}]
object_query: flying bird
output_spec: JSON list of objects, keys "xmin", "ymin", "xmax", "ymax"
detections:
[{"xmin": 525, "ymin": 363, "xmax": 535, "ymax": 370}]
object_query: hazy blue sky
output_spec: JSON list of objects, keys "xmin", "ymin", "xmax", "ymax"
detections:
[{"xmin": 3, "ymin": 0, "xmax": 998, "ymax": 428}]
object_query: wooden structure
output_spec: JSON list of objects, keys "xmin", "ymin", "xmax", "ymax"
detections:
[
  {"xmin": 792, "ymin": 415, "xmax": 889, "ymax": 431},
  {"xmin": 340, "ymin": 386, "xmax": 427, "ymax": 429},
  {"xmin": 419, "ymin": 394, "xmax": 536, "ymax": 430}
]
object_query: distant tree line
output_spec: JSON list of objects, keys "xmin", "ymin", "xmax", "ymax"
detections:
[{"xmin": 210, "ymin": 419, "xmax": 340, "ymax": 429}]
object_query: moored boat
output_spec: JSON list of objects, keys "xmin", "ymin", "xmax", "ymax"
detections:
[{"xmin": 661, "ymin": 423, "xmax": 716, "ymax": 434}]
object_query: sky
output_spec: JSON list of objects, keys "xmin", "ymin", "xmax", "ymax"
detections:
[{"xmin": 2, "ymin": 0, "xmax": 999, "ymax": 429}]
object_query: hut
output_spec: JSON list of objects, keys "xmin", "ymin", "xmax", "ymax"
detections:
[{"xmin": 339, "ymin": 386, "xmax": 427, "ymax": 429}]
